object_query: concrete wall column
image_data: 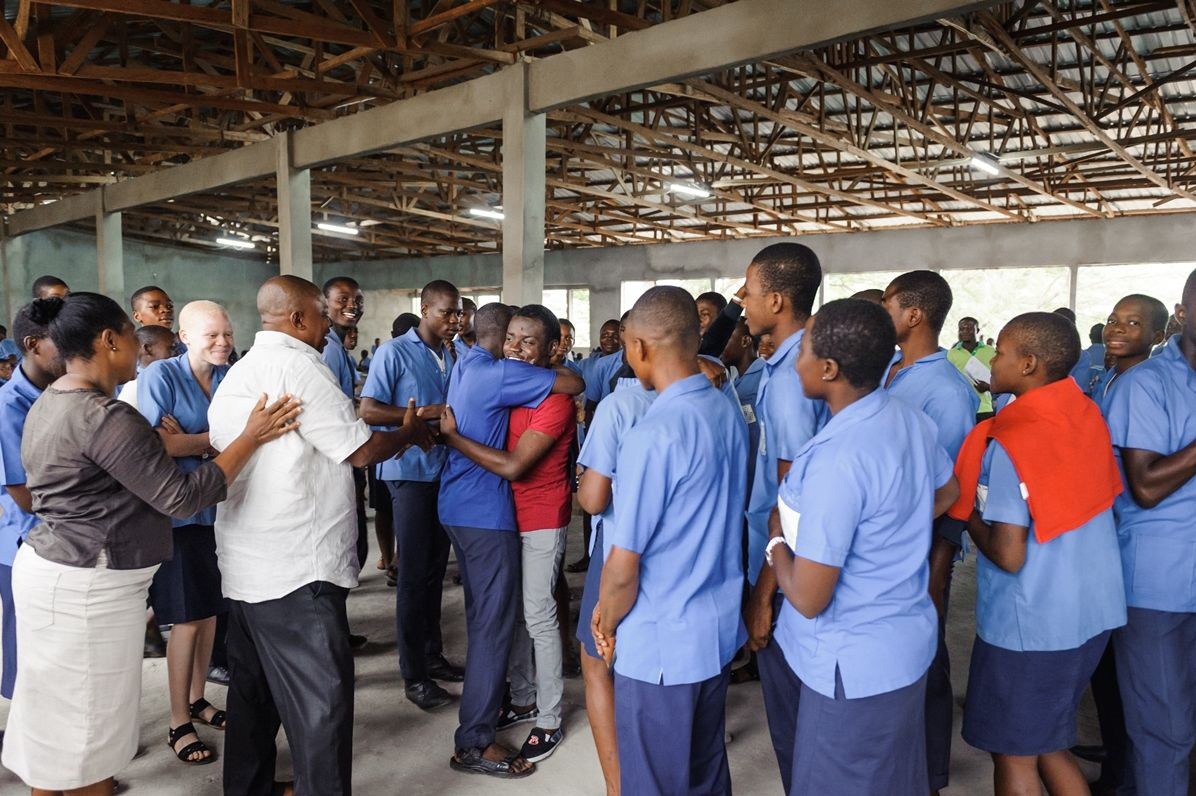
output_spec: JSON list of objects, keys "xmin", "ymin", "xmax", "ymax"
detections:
[
  {"xmin": 501, "ymin": 63, "xmax": 546, "ymax": 306},
  {"xmin": 96, "ymin": 206, "xmax": 125, "ymax": 302},
  {"xmin": 276, "ymin": 133, "xmax": 313, "ymax": 281},
  {"xmin": 589, "ymin": 286, "xmax": 622, "ymax": 349}
]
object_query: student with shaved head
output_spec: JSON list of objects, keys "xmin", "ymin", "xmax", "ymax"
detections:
[
  {"xmin": 592, "ymin": 286, "xmax": 747, "ymax": 794},
  {"xmin": 208, "ymin": 275, "xmax": 437, "ymax": 795},
  {"xmin": 30, "ymin": 274, "xmax": 69, "ymax": 300},
  {"xmin": 453, "ymin": 297, "xmax": 478, "ymax": 361},
  {"xmin": 439, "ymin": 301, "xmax": 583, "ymax": 779},
  {"xmin": 1104, "ymin": 271, "xmax": 1196, "ymax": 796},
  {"xmin": 137, "ymin": 300, "xmax": 237, "ymax": 765},
  {"xmin": 360, "ymin": 279, "xmax": 465, "ymax": 710}
]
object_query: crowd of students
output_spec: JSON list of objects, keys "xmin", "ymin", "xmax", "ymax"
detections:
[{"xmin": 0, "ymin": 242, "xmax": 1191, "ymax": 796}]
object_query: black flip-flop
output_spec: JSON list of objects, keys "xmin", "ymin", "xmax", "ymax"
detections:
[{"xmin": 449, "ymin": 748, "xmax": 534, "ymax": 779}]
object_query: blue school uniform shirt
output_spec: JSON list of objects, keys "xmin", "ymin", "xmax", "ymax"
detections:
[
  {"xmin": 1104, "ymin": 335, "xmax": 1196, "ymax": 613},
  {"xmin": 884, "ymin": 349, "xmax": 978, "ymax": 460},
  {"xmin": 0, "ymin": 338, "xmax": 20, "ymax": 363},
  {"xmin": 452, "ymin": 337, "xmax": 471, "ymax": 363},
  {"xmin": 584, "ymin": 351, "xmax": 624, "ymax": 404},
  {"xmin": 607, "ymin": 374, "xmax": 747, "ymax": 685},
  {"xmin": 577, "ymin": 377, "xmax": 654, "ymax": 556},
  {"xmin": 1071, "ymin": 343, "xmax": 1107, "ymax": 395},
  {"xmin": 734, "ymin": 357, "xmax": 765, "ymax": 485},
  {"xmin": 322, "ymin": 329, "xmax": 357, "ymax": 399},
  {"xmin": 137, "ymin": 353, "xmax": 228, "ymax": 527},
  {"xmin": 0, "ymin": 365, "xmax": 43, "ymax": 566},
  {"xmin": 745, "ymin": 329, "xmax": 829, "ymax": 584},
  {"xmin": 360, "ymin": 328, "xmax": 453, "ymax": 482},
  {"xmin": 438, "ymin": 345, "xmax": 556, "ymax": 531},
  {"xmin": 974, "ymin": 441, "xmax": 1126, "ymax": 650},
  {"xmin": 773, "ymin": 390, "xmax": 946, "ymax": 699}
]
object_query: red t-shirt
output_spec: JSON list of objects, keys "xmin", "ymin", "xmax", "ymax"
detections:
[{"xmin": 507, "ymin": 394, "xmax": 577, "ymax": 532}]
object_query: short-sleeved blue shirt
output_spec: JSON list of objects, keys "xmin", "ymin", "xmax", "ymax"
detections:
[
  {"xmin": 974, "ymin": 441, "xmax": 1126, "ymax": 649},
  {"xmin": 1104, "ymin": 335, "xmax": 1196, "ymax": 612},
  {"xmin": 745, "ymin": 329, "xmax": 829, "ymax": 584},
  {"xmin": 577, "ymin": 377, "xmax": 654, "ymax": 556},
  {"xmin": 137, "ymin": 353, "xmax": 228, "ymax": 527},
  {"xmin": 322, "ymin": 329, "xmax": 357, "ymax": 399},
  {"xmin": 0, "ymin": 364, "xmax": 43, "ymax": 565},
  {"xmin": 608, "ymin": 374, "xmax": 748, "ymax": 685},
  {"xmin": 584, "ymin": 351, "xmax": 624, "ymax": 404},
  {"xmin": 453, "ymin": 337, "xmax": 471, "ymax": 363},
  {"xmin": 734, "ymin": 357, "xmax": 765, "ymax": 485},
  {"xmin": 885, "ymin": 349, "xmax": 979, "ymax": 460},
  {"xmin": 438, "ymin": 345, "xmax": 556, "ymax": 531},
  {"xmin": 774, "ymin": 390, "xmax": 947, "ymax": 699},
  {"xmin": 1071, "ymin": 343, "xmax": 1107, "ymax": 396},
  {"xmin": 0, "ymin": 338, "xmax": 20, "ymax": 363},
  {"xmin": 360, "ymin": 328, "xmax": 452, "ymax": 482}
]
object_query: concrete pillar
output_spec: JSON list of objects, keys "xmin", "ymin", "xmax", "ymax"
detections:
[
  {"xmin": 501, "ymin": 64, "xmax": 546, "ymax": 306},
  {"xmin": 96, "ymin": 206, "xmax": 125, "ymax": 302},
  {"xmin": 1068, "ymin": 264, "xmax": 1079, "ymax": 313},
  {"xmin": 276, "ymin": 133, "xmax": 313, "ymax": 281},
  {"xmin": 1, "ymin": 227, "xmax": 12, "ymax": 323},
  {"xmin": 589, "ymin": 285, "xmax": 621, "ymax": 351}
]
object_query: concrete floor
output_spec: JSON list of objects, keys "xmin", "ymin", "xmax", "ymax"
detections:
[{"xmin": 0, "ymin": 514, "xmax": 1116, "ymax": 795}]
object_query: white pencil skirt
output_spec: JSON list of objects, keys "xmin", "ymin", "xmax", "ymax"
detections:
[{"xmin": 1, "ymin": 544, "xmax": 159, "ymax": 790}]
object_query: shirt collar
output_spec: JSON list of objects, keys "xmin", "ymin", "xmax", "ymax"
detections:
[
  {"xmin": 765, "ymin": 328, "xmax": 804, "ymax": 371},
  {"xmin": 401, "ymin": 326, "xmax": 450, "ymax": 357},
  {"xmin": 11, "ymin": 360, "xmax": 43, "ymax": 401},
  {"xmin": 807, "ymin": 388, "xmax": 888, "ymax": 448},
  {"xmin": 254, "ymin": 330, "xmax": 320, "ymax": 357},
  {"xmin": 889, "ymin": 347, "xmax": 946, "ymax": 372}
]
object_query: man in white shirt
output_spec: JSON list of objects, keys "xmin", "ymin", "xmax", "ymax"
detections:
[{"xmin": 209, "ymin": 275, "xmax": 434, "ymax": 796}]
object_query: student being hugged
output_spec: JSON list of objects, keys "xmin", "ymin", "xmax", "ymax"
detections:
[
  {"xmin": 767, "ymin": 299, "xmax": 958, "ymax": 795},
  {"xmin": 949, "ymin": 312, "xmax": 1126, "ymax": 795}
]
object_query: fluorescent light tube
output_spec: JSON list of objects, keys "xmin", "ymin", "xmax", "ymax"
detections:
[
  {"xmin": 469, "ymin": 207, "xmax": 505, "ymax": 220},
  {"xmin": 317, "ymin": 222, "xmax": 359, "ymax": 235},
  {"xmin": 216, "ymin": 237, "xmax": 255, "ymax": 249},
  {"xmin": 969, "ymin": 154, "xmax": 1001, "ymax": 176},
  {"xmin": 668, "ymin": 182, "xmax": 711, "ymax": 198}
]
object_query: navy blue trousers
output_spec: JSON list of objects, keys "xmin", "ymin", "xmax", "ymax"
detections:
[
  {"xmin": 758, "ymin": 592, "xmax": 801, "ymax": 793},
  {"xmin": 614, "ymin": 667, "xmax": 731, "ymax": 795},
  {"xmin": 791, "ymin": 669, "xmax": 928, "ymax": 796},
  {"xmin": 388, "ymin": 480, "xmax": 450, "ymax": 683},
  {"xmin": 1115, "ymin": 607, "xmax": 1196, "ymax": 796},
  {"xmin": 0, "ymin": 562, "xmax": 14, "ymax": 700},
  {"xmin": 924, "ymin": 560, "xmax": 954, "ymax": 791},
  {"xmin": 444, "ymin": 524, "xmax": 520, "ymax": 751}
]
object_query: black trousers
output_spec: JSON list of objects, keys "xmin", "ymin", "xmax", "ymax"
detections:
[
  {"xmin": 224, "ymin": 582, "xmax": 355, "ymax": 796},
  {"xmin": 353, "ymin": 468, "xmax": 368, "ymax": 569},
  {"xmin": 387, "ymin": 480, "xmax": 450, "ymax": 682}
]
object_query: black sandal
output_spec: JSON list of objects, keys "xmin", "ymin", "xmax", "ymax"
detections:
[
  {"xmin": 190, "ymin": 697, "xmax": 227, "ymax": 730},
  {"xmin": 449, "ymin": 746, "xmax": 534, "ymax": 779},
  {"xmin": 167, "ymin": 722, "xmax": 214, "ymax": 765}
]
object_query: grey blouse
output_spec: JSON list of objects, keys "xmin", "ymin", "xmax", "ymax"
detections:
[{"xmin": 22, "ymin": 387, "xmax": 227, "ymax": 570}]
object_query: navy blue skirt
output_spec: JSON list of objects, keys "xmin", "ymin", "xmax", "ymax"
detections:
[
  {"xmin": 962, "ymin": 630, "xmax": 1110, "ymax": 756},
  {"xmin": 148, "ymin": 524, "xmax": 227, "ymax": 625},
  {"xmin": 576, "ymin": 523, "xmax": 605, "ymax": 660}
]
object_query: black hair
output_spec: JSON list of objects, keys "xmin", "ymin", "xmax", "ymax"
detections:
[
  {"xmin": 810, "ymin": 298, "xmax": 897, "ymax": 390},
  {"xmin": 959, "ymin": 316, "xmax": 979, "ymax": 327},
  {"xmin": 461, "ymin": 297, "xmax": 477, "ymax": 311},
  {"xmin": 560, "ymin": 318, "xmax": 575, "ymax": 332},
  {"xmin": 888, "ymin": 270, "xmax": 953, "ymax": 333},
  {"xmin": 1004, "ymin": 312, "xmax": 1081, "ymax": 381},
  {"xmin": 628, "ymin": 286, "xmax": 700, "ymax": 351},
  {"xmin": 135, "ymin": 324, "xmax": 175, "ymax": 348},
  {"xmin": 322, "ymin": 276, "xmax": 360, "ymax": 295},
  {"xmin": 695, "ymin": 291, "xmax": 728, "ymax": 313},
  {"xmin": 600, "ymin": 318, "xmax": 620, "ymax": 331},
  {"xmin": 391, "ymin": 312, "xmax": 420, "ymax": 338},
  {"xmin": 0, "ymin": 325, "xmax": 6, "ymax": 335},
  {"xmin": 421, "ymin": 279, "xmax": 459, "ymax": 304},
  {"xmin": 1183, "ymin": 268, "xmax": 1196, "ymax": 304},
  {"xmin": 849, "ymin": 288, "xmax": 884, "ymax": 305},
  {"xmin": 29, "ymin": 293, "xmax": 131, "ymax": 361},
  {"xmin": 750, "ymin": 243, "xmax": 822, "ymax": 318},
  {"xmin": 474, "ymin": 302, "xmax": 515, "ymax": 340},
  {"xmin": 1088, "ymin": 323, "xmax": 1104, "ymax": 344},
  {"xmin": 12, "ymin": 303, "xmax": 50, "ymax": 355},
  {"xmin": 31, "ymin": 275, "xmax": 68, "ymax": 299},
  {"xmin": 512, "ymin": 304, "xmax": 562, "ymax": 348},
  {"xmin": 1053, "ymin": 307, "xmax": 1077, "ymax": 324},
  {"xmin": 130, "ymin": 285, "xmax": 168, "ymax": 307},
  {"xmin": 1116, "ymin": 294, "xmax": 1169, "ymax": 335}
]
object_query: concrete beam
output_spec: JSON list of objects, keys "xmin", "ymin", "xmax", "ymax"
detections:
[
  {"xmin": 7, "ymin": 190, "xmax": 98, "ymax": 236},
  {"xmin": 276, "ymin": 133, "xmax": 313, "ymax": 281},
  {"xmin": 528, "ymin": 0, "xmax": 995, "ymax": 112},
  {"xmin": 105, "ymin": 138, "xmax": 279, "ymax": 212},
  {"xmin": 290, "ymin": 69, "xmax": 511, "ymax": 170},
  {"xmin": 501, "ymin": 64, "xmax": 546, "ymax": 305},
  {"xmin": 96, "ymin": 209, "xmax": 124, "ymax": 302}
]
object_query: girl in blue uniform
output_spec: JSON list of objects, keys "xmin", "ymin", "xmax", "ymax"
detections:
[
  {"xmin": 767, "ymin": 298, "xmax": 958, "ymax": 795},
  {"xmin": 137, "ymin": 300, "xmax": 234, "ymax": 765}
]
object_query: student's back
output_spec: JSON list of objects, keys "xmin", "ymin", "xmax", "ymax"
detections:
[{"xmin": 886, "ymin": 350, "xmax": 978, "ymax": 459}]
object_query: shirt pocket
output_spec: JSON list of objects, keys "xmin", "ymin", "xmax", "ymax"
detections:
[
  {"xmin": 18, "ymin": 570, "xmax": 60, "ymax": 631},
  {"xmin": 1131, "ymin": 533, "xmax": 1196, "ymax": 599}
]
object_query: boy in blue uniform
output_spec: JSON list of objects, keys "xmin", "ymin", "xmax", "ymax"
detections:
[
  {"xmin": 592, "ymin": 286, "xmax": 747, "ymax": 795},
  {"xmin": 439, "ymin": 303, "xmax": 583, "ymax": 779},
  {"xmin": 1104, "ymin": 270, "xmax": 1196, "ymax": 796},
  {"xmin": 721, "ymin": 318, "xmax": 763, "ymax": 485},
  {"xmin": 880, "ymin": 270, "xmax": 977, "ymax": 793},
  {"xmin": 953, "ymin": 312, "xmax": 1126, "ymax": 795},
  {"xmin": 738, "ymin": 243, "xmax": 828, "ymax": 789},
  {"xmin": 0, "ymin": 302, "xmax": 64, "ymax": 702},
  {"xmin": 452, "ymin": 297, "xmax": 476, "ymax": 362},
  {"xmin": 767, "ymin": 298, "xmax": 957, "ymax": 795},
  {"xmin": 360, "ymin": 280, "xmax": 465, "ymax": 710}
]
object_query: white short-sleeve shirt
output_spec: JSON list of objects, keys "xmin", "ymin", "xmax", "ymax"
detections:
[{"xmin": 208, "ymin": 331, "xmax": 372, "ymax": 603}]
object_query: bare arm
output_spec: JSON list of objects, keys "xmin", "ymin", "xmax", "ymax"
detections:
[
  {"xmin": 551, "ymin": 364, "xmax": 585, "ymax": 396},
  {"xmin": 5, "ymin": 484, "xmax": 31, "ymax": 514},
  {"xmin": 1121, "ymin": 444, "xmax": 1196, "ymax": 509},
  {"xmin": 966, "ymin": 509, "xmax": 1028, "ymax": 574},
  {"xmin": 346, "ymin": 399, "xmax": 435, "ymax": 468},
  {"xmin": 595, "ymin": 546, "xmax": 641, "ymax": 667},
  {"xmin": 577, "ymin": 467, "xmax": 612, "ymax": 516},
  {"xmin": 439, "ymin": 405, "xmax": 556, "ymax": 481},
  {"xmin": 359, "ymin": 396, "xmax": 443, "ymax": 426},
  {"xmin": 744, "ymin": 457, "xmax": 793, "ymax": 651},
  {"xmin": 934, "ymin": 477, "xmax": 960, "ymax": 518},
  {"xmin": 769, "ymin": 539, "xmax": 842, "ymax": 619}
]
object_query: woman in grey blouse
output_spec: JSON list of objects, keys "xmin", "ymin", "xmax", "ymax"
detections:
[{"xmin": 1, "ymin": 293, "xmax": 301, "ymax": 795}]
